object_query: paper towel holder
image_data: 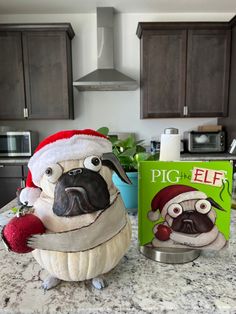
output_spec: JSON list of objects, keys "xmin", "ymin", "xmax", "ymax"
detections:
[
  {"xmin": 164, "ymin": 127, "xmax": 179, "ymax": 134},
  {"xmin": 140, "ymin": 246, "xmax": 201, "ymax": 264}
]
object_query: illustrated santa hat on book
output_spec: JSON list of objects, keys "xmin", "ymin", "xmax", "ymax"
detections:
[
  {"xmin": 20, "ymin": 129, "xmax": 112, "ymax": 206},
  {"xmin": 148, "ymin": 184, "xmax": 207, "ymax": 221}
]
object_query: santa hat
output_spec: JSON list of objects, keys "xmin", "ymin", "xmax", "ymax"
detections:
[
  {"xmin": 20, "ymin": 129, "xmax": 112, "ymax": 206},
  {"xmin": 148, "ymin": 184, "xmax": 207, "ymax": 221}
]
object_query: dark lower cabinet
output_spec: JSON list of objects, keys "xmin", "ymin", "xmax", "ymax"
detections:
[
  {"xmin": 0, "ymin": 24, "xmax": 75, "ymax": 120},
  {"xmin": 0, "ymin": 164, "xmax": 25, "ymax": 208},
  {"xmin": 137, "ymin": 22, "xmax": 231, "ymax": 118}
]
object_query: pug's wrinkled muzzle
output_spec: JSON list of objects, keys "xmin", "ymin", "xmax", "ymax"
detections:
[
  {"xmin": 171, "ymin": 210, "xmax": 214, "ymax": 234},
  {"xmin": 52, "ymin": 168, "xmax": 110, "ymax": 217}
]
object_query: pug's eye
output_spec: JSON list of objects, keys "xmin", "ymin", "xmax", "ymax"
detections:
[
  {"xmin": 167, "ymin": 203, "xmax": 183, "ymax": 218},
  {"xmin": 84, "ymin": 156, "xmax": 102, "ymax": 172},
  {"xmin": 195, "ymin": 200, "xmax": 211, "ymax": 214},
  {"xmin": 45, "ymin": 164, "xmax": 63, "ymax": 183}
]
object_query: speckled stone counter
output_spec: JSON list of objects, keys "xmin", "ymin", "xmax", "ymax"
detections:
[{"xmin": 0, "ymin": 202, "xmax": 236, "ymax": 314}]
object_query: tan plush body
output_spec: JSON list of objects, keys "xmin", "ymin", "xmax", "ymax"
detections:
[
  {"xmin": 33, "ymin": 216, "xmax": 131, "ymax": 281},
  {"xmin": 30, "ymin": 159, "xmax": 132, "ymax": 283}
]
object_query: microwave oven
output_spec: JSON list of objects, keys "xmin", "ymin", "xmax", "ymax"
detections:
[
  {"xmin": 0, "ymin": 131, "xmax": 38, "ymax": 157},
  {"xmin": 188, "ymin": 131, "xmax": 226, "ymax": 153}
]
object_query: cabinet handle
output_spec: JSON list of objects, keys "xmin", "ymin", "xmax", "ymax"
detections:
[
  {"xmin": 23, "ymin": 108, "xmax": 28, "ymax": 118},
  {"xmin": 183, "ymin": 106, "xmax": 188, "ymax": 116}
]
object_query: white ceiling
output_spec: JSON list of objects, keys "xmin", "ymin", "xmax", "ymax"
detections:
[{"xmin": 0, "ymin": 0, "xmax": 235, "ymax": 14}]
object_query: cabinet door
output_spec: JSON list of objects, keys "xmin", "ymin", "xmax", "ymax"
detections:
[
  {"xmin": 0, "ymin": 32, "xmax": 25, "ymax": 119},
  {"xmin": 186, "ymin": 29, "xmax": 231, "ymax": 117},
  {"xmin": 0, "ymin": 165, "xmax": 23, "ymax": 208},
  {"xmin": 0, "ymin": 178, "xmax": 23, "ymax": 208},
  {"xmin": 22, "ymin": 31, "xmax": 73, "ymax": 119},
  {"xmin": 141, "ymin": 30, "xmax": 187, "ymax": 118}
]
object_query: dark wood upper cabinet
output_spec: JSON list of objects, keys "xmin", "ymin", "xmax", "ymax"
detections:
[
  {"xmin": 141, "ymin": 29, "xmax": 187, "ymax": 118},
  {"xmin": 0, "ymin": 32, "xmax": 25, "ymax": 119},
  {"xmin": 218, "ymin": 16, "xmax": 236, "ymax": 146},
  {"xmin": 186, "ymin": 29, "xmax": 230, "ymax": 117},
  {"xmin": 0, "ymin": 24, "xmax": 75, "ymax": 120},
  {"xmin": 137, "ymin": 22, "xmax": 231, "ymax": 118}
]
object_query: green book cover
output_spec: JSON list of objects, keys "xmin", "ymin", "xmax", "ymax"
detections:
[{"xmin": 138, "ymin": 161, "xmax": 233, "ymax": 250}]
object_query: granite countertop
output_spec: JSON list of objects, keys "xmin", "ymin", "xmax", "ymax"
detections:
[{"xmin": 0, "ymin": 201, "xmax": 236, "ymax": 313}]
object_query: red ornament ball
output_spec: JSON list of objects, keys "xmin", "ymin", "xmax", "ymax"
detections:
[
  {"xmin": 155, "ymin": 224, "xmax": 172, "ymax": 241},
  {"xmin": 2, "ymin": 214, "xmax": 45, "ymax": 253}
]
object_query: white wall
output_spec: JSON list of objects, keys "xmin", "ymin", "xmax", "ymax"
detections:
[{"xmin": 0, "ymin": 12, "xmax": 233, "ymax": 143}]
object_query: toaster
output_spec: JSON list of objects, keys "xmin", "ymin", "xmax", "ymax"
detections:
[{"xmin": 188, "ymin": 131, "xmax": 226, "ymax": 153}]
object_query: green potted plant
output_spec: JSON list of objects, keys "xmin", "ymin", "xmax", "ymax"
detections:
[{"xmin": 97, "ymin": 127, "xmax": 158, "ymax": 214}]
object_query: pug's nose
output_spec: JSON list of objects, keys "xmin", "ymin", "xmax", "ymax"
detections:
[
  {"xmin": 68, "ymin": 168, "xmax": 83, "ymax": 176},
  {"xmin": 186, "ymin": 210, "xmax": 195, "ymax": 217}
]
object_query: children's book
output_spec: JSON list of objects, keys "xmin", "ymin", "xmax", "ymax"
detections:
[{"xmin": 138, "ymin": 161, "xmax": 233, "ymax": 250}]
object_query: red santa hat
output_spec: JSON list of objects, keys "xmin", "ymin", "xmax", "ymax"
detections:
[
  {"xmin": 148, "ymin": 184, "xmax": 207, "ymax": 221},
  {"xmin": 20, "ymin": 129, "xmax": 112, "ymax": 206}
]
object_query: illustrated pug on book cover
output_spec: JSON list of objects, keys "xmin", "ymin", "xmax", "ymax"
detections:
[{"xmin": 138, "ymin": 161, "xmax": 233, "ymax": 251}]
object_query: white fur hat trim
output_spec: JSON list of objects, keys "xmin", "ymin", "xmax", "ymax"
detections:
[
  {"xmin": 29, "ymin": 134, "xmax": 112, "ymax": 186},
  {"xmin": 148, "ymin": 210, "xmax": 160, "ymax": 221},
  {"xmin": 19, "ymin": 187, "xmax": 41, "ymax": 206}
]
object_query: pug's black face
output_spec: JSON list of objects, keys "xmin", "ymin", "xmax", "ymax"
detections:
[
  {"xmin": 171, "ymin": 210, "xmax": 214, "ymax": 234},
  {"xmin": 52, "ymin": 168, "xmax": 110, "ymax": 217}
]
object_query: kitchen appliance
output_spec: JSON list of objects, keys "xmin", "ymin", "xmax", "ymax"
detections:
[
  {"xmin": 188, "ymin": 131, "xmax": 225, "ymax": 153},
  {"xmin": 0, "ymin": 131, "xmax": 38, "ymax": 157},
  {"xmin": 73, "ymin": 7, "xmax": 138, "ymax": 91}
]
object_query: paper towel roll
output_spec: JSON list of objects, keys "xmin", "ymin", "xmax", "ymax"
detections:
[{"xmin": 159, "ymin": 133, "xmax": 180, "ymax": 161}]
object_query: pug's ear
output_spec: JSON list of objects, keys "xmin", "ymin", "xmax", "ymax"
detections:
[
  {"xmin": 206, "ymin": 197, "xmax": 225, "ymax": 211},
  {"xmin": 102, "ymin": 153, "xmax": 132, "ymax": 185}
]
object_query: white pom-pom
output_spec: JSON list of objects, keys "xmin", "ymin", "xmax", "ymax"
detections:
[
  {"xmin": 19, "ymin": 187, "xmax": 41, "ymax": 206},
  {"xmin": 147, "ymin": 210, "xmax": 160, "ymax": 221}
]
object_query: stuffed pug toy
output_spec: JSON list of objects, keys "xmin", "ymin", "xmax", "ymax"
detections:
[{"xmin": 1, "ymin": 129, "xmax": 132, "ymax": 290}]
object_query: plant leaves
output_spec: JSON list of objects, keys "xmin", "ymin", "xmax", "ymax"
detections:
[
  {"xmin": 136, "ymin": 145, "xmax": 146, "ymax": 153},
  {"xmin": 96, "ymin": 127, "xmax": 109, "ymax": 136},
  {"xmin": 11, "ymin": 207, "xmax": 19, "ymax": 214},
  {"xmin": 108, "ymin": 135, "xmax": 119, "ymax": 144},
  {"xmin": 99, "ymin": 129, "xmax": 148, "ymax": 172},
  {"xmin": 122, "ymin": 136, "xmax": 135, "ymax": 148},
  {"xmin": 120, "ymin": 147, "xmax": 137, "ymax": 157},
  {"xmin": 134, "ymin": 152, "xmax": 151, "ymax": 162},
  {"xmin": 147, "ymin": 153, "xmax": 160, "ymax": 160}
]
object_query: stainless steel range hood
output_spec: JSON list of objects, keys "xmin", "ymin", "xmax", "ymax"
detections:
[{"xmin": 73, "ymin": 7, "xmax": 138, "ymax": 91}]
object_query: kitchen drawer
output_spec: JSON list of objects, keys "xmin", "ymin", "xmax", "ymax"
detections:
[{"xmin": 0, "ymin": 165, "xmax": 22, "ymax": 178}]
